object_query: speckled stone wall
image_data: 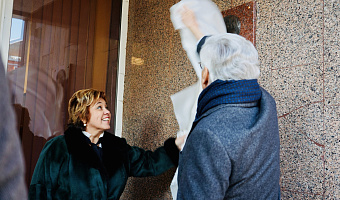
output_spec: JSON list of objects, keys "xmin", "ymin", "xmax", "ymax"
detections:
[
  {"xmin": 120, "ymin": 0, "xmax": 193, "ymax": 199},
  {"xmin": 120, "ymin": 0, "xmax": 340, "ymax": 199},
  {"xmin": 256, "ymin": 0, "xmax": 339, "ymax": 199}
]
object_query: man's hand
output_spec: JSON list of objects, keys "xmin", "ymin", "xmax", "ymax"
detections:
[{"xmin": 180, "ymin": 5, "xmax": 204, "ymax": 40}]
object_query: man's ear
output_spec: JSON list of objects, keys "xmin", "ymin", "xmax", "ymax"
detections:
[{"xmin": 201, "ymin": 67, "xmax": 210, "ymax": 89}]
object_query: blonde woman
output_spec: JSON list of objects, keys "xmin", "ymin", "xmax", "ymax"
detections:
[{"xmin": 29, "ymin": 89, "xmax": 180, "ymax": 199}]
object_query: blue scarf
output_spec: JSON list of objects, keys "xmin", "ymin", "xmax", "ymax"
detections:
[{"xmin": 195, "ymin": 79, "xmax": 262, "ymax": 122}]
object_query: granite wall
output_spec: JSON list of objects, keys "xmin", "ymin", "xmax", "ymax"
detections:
[
  {"xmin": 121, "ymin": 0, "xmax": 339, "ymax": 199},
  {"xmin": 256, "ymin": 0, "xmax": 339, "ymax": 199}
]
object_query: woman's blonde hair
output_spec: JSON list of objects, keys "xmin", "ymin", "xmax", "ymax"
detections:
[{"xmin": 68, "ymin": 89, "xmax": 107, "ymax": 128}]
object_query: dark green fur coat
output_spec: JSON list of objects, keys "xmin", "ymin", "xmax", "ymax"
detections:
[{"xmin": 29, "ymin": 126, "xmax": 178, "ymax": 199}]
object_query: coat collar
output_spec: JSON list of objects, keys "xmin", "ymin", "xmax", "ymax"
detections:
[
  {"xmin": 188, "ymin": 101, "xmax": 259, "ymax": 140},
  {"xmin": 64, "ymin": 126, "xmax": 129, "ymax": 177}
]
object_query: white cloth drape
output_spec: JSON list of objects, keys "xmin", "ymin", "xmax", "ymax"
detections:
[{"xmin": 169, "ymin": 0, "xmax": 226, "ymax": 199}]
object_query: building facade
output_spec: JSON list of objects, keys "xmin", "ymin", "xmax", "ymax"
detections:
[{"xmin": 0, "ymin": 0, "xmax": 339, "ymax": 199}]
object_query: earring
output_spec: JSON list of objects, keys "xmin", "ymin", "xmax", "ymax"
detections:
[{"xmin": 84, "ymin": 123, "xmax": 86, "ymax": 127}]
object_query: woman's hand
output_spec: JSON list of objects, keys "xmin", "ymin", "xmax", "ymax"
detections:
[{"xmin": 175, "ymin": 133, "xmax": 188, "ymax": 151}]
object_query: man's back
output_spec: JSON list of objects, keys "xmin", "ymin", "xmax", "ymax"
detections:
[{"xmin": 177, "ymin": 88, "xmax": 280, "ymax": 200}]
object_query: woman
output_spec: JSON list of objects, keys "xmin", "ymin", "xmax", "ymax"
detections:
[{"xmin": 29, "ymin": 89, "xmax": 180, "ymax": 199}]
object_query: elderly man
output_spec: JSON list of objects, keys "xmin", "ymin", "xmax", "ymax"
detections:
[{"xmin": 177, "ymin": 7, "xmax": 281, "ymax": 200}]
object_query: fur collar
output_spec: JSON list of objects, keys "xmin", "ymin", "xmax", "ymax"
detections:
[{"xmin": 64, "ymin": 126, "xmax": 130, "ymax": 177}]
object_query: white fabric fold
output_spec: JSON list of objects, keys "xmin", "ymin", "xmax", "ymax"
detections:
[{"xmin": 170, "ymin": 0, "xmax": 227, "ymax": 78}]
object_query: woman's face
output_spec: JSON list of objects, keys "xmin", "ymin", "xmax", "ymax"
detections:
[{"xmin": 85, "ymin": 98, "xmax": 111, "ymax": 134}]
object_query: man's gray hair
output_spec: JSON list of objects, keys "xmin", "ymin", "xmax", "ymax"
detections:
[{"xmin": 200, "ymin": 33, "xmax": 260, "ymax": 82}]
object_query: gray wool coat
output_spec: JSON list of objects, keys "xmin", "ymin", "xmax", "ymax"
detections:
[{"xmin": 177, "ymin": 88, "xmax": 280, "ymax": 200}]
